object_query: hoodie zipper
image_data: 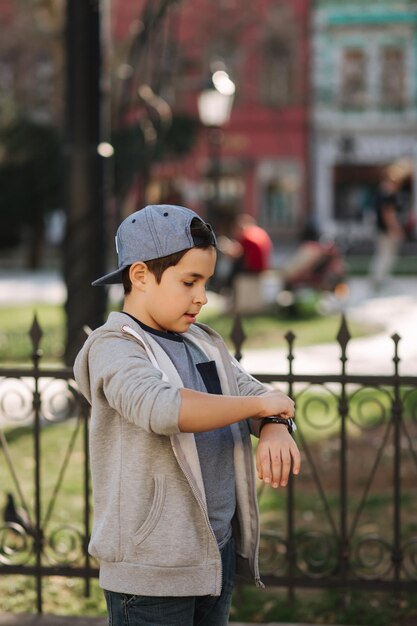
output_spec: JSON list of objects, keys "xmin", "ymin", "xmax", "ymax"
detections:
[
  {"xmin": 170, "ymin": 441, "xmax": 223, "ymax": 596},
  {"xmin": 226, "ymin": 352, "xmax": 265, "ymax": 587},
  {"xmin": 191, "ymin": 332, "xmax": 265, "ymax": 588}
]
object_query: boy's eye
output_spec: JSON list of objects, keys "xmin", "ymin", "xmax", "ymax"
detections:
[{"xmin": 183, "ymin": 281, "xmax": 194, "ymax": 287}]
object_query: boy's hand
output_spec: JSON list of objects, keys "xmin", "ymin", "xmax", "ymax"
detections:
[
  {"xmin": 257, "ymin": 390, "xmax": 295, "ymax": 420},
  {"xmin": 256, "ymin": 423, "xmax": 301, "ymax": 488}
]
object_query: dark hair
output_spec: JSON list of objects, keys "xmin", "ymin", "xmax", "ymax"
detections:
[{"xmin": 123, "ymin": 217, "xmax": 215, "ymax": 295}]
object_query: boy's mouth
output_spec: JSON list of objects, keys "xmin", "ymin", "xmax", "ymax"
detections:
[{"xmin": 185, "ymin": 312, "xmax": 197, "ymax": 322}]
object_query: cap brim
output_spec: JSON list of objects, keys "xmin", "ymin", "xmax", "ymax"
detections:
[{"xmin": 92, "ymin": 267, "xmax": 125, "ymax": 286}]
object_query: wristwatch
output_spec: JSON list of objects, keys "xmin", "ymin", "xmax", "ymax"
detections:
[{"xmin": 259, "ymin": 416, "xmax": 296, "ymax": 435}]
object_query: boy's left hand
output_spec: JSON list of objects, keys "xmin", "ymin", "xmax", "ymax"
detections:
[{"xmin": 256, "ymin": 423, "xmax": 301, "ymax": 488}]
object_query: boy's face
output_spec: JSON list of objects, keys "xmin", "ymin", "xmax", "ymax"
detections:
[{"xmin": 133, "ymin": 246, "xmax": 217, "ymax": 333}]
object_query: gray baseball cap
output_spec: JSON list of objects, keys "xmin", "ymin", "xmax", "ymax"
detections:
[{"xmin": 92, "ymin": 204, "xmax": 216, "ymax": 286}]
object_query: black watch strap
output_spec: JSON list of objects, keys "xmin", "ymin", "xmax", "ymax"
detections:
[{"xmin": 259, "ymin": 417, "xmax": 296, "ymax": 435}]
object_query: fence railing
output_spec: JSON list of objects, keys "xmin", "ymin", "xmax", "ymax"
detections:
[{"xmin": 1, "ymin": 314, "xmax": 416, "ymax": 613}]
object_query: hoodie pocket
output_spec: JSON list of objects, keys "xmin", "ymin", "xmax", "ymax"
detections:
[
  {"xmin": 133, "ymin": 474, "xmax": 166, "ymax": 546},
  {"xmin": 129, "ymin": 474, "xmax": 209, "ymax": 567}
]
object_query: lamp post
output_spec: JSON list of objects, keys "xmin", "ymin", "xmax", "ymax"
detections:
[
  {"xmin": 197, "ymin": 70, "xmax": 235, "ymax": 226},
  {"xmin": 63, "ymin": 0, "xmax": 110, "ymax": 365}
]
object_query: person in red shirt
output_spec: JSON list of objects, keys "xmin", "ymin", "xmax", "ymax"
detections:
[
  {"xmin": 236, "ymin": 214, "xmax": 273, "ymax": 272},
  {"xmin": 219, "ymin": 214, "xmax": 273, "ymax": 286}
]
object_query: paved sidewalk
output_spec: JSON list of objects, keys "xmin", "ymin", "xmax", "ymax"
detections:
[
  {"xmin": 241, "ymin": 289, "xmax": 417, "ymax": 376},
  {"xmin": 0, "ymin": 617, "xmax": 106, "ymax": 626},
  {"xmin": 239, "ymin": 275, "xmax": 417, "ymax": 376},
  {"xmin": 0, "ymin": 616, "xmax": 106, "ymax": 626},
  {"xmin": 0, "ymin": 616, "xmax": 353, "ymax": 626},
  {"xmin": 0, "ymin": 270, "xmax": 66, "ymax": 306}
]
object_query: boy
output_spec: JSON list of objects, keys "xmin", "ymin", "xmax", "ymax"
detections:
[{"xmin": 74, "ymin": 204, "xmax": 300, "ymax": 626}]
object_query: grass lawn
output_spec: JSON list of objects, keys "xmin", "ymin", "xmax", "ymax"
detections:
[
  {"xmin": 200, "ymin": 308, "xmax": 377, "ymax": 351},
  {"xmin": 2, "ymin": 577, "xmax": 417, "ymax": 624},
  {"xmin": 1, "ymin": 560, "xmax": 416, "ymax": 622},
  {"xmin": 0, "ymin": 304, "xmax": 65, "ymax": 363},
  {"xmin": 0, "ymin": 301, "xmax": 379, "ymax": 364}
]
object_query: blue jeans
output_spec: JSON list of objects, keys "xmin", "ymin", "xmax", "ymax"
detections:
[{"xmin": 103, "ymin": 537, "xmax": 235, "ymax": 626}]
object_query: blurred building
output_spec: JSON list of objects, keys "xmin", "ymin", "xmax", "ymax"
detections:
[
  {"xmin": 3, "ymin": 0, "xmax": 417, "ymax": 259},
  {"xmin": 0, "ymin": 1, "xmax": 64, "ymax": 126},
  {"xmin": 0, "ymin": 2, "xmax": 64, "ymax": 264},
  {"xmin": 312, "ymin": 0, "xmax": 417, "ymax": 244},
  {"xmin": 112, "ymin": 0, "xmax": 312, "ymax": 241}
]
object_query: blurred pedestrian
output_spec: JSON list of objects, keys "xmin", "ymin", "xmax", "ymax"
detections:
[
  {"xmin": 281, "ymin": 223, "xmax": 346, "ymax": 293},
  {"xmin": 219, "ymin": 213, "xmax": 273, "ymax": 288},
  {"xmin": 369, "ymin": 173, "xmax": 404, "ymax": 291}
]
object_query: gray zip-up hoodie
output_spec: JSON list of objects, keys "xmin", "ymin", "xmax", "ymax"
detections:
[{"xmin": 74, "ymin": 312, "xmax": 268, "ymax": 597}]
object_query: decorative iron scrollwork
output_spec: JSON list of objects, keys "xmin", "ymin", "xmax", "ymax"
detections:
[
  {"xmin": 0, "ymin": 378, "xmax": 83, "ymax": 424},
  {"xmin": 0, "ymin": 378, "xmax": 33, "ymax": 423},
  {"xmin": 296, "ymin": 384, "xmax": 339, "ymax": 431},
  {"xmin": 351, "ymin": 535, "xmax": 393, "ymax": 579},
  {"xmin": 44, "ymin": 525, "xmax": 84, "ymax": 565},
  {"xmin": 295, "ymin": 530, "xmax": 338, "ymax": 578},
  {"xmin": 0, "ymin": 522, "xmax": 33, "ymax": 566},
  {"xmin": 39, "ymin": 380, "xmax": 80, "ymax": 423},
  {"xmin": 349, "ymin": 386, "xmax": 390, "ymax": 430},
  {"xmin": 402, "ymin": 539, "xmax": 417, "ymax": 580},
  {"xmin": 259, "ymin": 530, "xmax": 287, "ymax": 574}
]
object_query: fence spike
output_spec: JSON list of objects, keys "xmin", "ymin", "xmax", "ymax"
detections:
[
  {"xmin": 284, "ymin": 330, "xmax": 295, "ymax": 367},
  {"xmin": 337, "ymin": 314, "xmax": 351, "ymax": 349},
  {"xmin": 29, "ymin": 313, "xmax": 43, "ymax": 356},
  {"xmin": 391, "ymin": 333, "xmax": 401, "ymax": 345},
  {"xmin": 285, "ymin": 330, "xmax": 296, "ymax": 346},
  {"xmin": 336, "ymin": 314, "xmax": 351, "ymax": 371},
  {"xmin": 391, "ymin": 333, "xmax": 401, "ymax": 373},
  {"xmin": 230, "ymin": 313, "xmax": 246, "ymax": 362}
]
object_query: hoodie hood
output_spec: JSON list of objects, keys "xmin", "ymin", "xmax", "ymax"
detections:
[
  {"xmin": 73, "ymin": 312, "xmax": 142, "ymax": 404},
  {"xmin": 73, "ymin": 311, "xmax": 227, "ymax": 404}
]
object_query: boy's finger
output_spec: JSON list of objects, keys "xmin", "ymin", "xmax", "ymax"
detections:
[
  {"xmin": 270, "ymin": 450, "xmax": 282, "ymax": 488},
  {"xmin": 255, "ymin": 457, "xmax": 263, "ymax": 480},
  {"xmin": 257, "ymin": 447, "xmax": 271, "ymax": 483},
  {"xmin": 278, "ymin": 451, "xmax": 291, "ymax": 487},
  {"xmin": 291, "ymin": 446, "xmax": 301, "ymax": 475}
]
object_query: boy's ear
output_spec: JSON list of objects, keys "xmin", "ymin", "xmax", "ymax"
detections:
[{"xmin": 129, "ymin": 262, "xmax": 149, "ymax": 290}]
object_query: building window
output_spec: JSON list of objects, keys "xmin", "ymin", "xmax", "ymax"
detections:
[
  {"xmin": 380, "ymin": 46, "xmax": 406, "ymax": 110},
  {"xmin": 265, "ymin": 180, "xmax": 295, "ymax": 226},
  {"xmin": 260, "ymin": 36, "xmax": 295, "ymax": 106},
  {"xmin": 340, "ymin": 47, "xmax": 367, "ymax": 109},
  {"xmin": 262, "ymin": 173, "xmax": 300, "ymax": 231}
]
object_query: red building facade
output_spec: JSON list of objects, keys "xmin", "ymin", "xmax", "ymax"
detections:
[{"xmin": 112, "ymin": 0, "xmax": 311, "ymax": 240}]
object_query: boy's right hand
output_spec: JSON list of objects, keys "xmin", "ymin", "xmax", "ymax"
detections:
[{"xmin": 256, "ymin": 390, "xmax": 295, "ymax": 420}]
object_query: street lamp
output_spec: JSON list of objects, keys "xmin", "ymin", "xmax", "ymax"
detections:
[{"xmin": 197, "ymin": 70, "xmax": 235, "ymax": 225}]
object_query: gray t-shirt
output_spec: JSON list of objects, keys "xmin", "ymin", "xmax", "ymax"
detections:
[{"xmin": 123, "ymin": 314, "xmax": 236, "ymax": 548}]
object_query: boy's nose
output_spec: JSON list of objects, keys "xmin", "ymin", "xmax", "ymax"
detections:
[{"xmin": 194, "ymin": 287, "xmax": 208, "ymax": 305}]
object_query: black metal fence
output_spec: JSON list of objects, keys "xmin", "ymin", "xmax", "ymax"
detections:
[{"xmin": 1, "ymin": 315, "xmax": 416, "ymax": 613}]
